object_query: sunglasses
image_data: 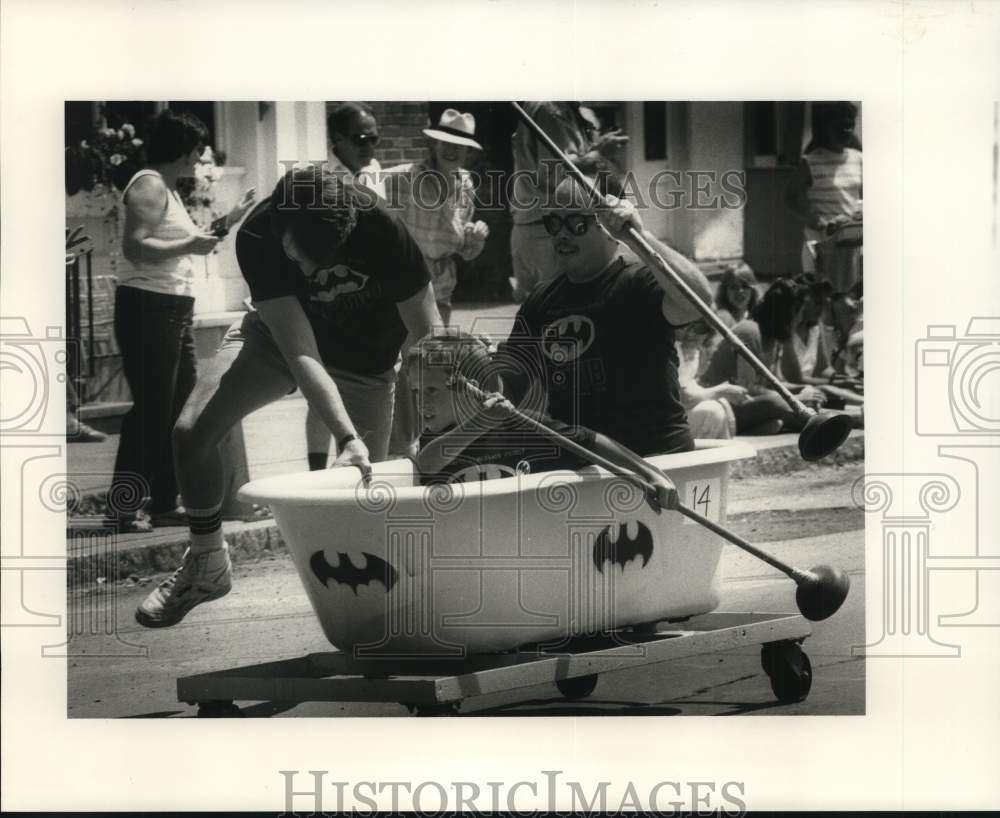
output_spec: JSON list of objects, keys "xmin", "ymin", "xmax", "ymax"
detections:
[
  {"xmin": 728, "ymin": 281, "xmax": 753, "ymax": 292},
  {"xmin": 347, "ymin": 132, "xmax": 380, "ymax": 148},
  {"xmin": 543, "ymin": 213, "xmax": 595, "ymax": 237}
]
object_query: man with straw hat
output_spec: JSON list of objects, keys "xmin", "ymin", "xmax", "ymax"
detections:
[{"xmin": 383, "ymin": 109, "xmax": 490, "ymax": 457}]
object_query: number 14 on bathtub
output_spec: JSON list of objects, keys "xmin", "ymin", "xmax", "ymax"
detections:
[{"xmin": 681, "ymin": 478, "xmax": 721, "ymax": 523}]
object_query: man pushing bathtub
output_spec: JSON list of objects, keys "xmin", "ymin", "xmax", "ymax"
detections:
[{"xmin": 135, "ymin": 166, "xmax": 439, "ymax": 628}]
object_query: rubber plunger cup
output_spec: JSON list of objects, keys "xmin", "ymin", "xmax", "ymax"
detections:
[
  {"xmin": 797, "ymin": 409, "xmax": 853, "ymax": 462},
  {"xmin": 794, "ymin": 564, "xmax": 851, "ymax": 621}
]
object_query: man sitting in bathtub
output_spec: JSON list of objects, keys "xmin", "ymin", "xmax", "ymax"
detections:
[
  {"xmin": 408, "ymin": 329, "xmax": 676, "ymax": 510},
  {"xmin": 497, "ymin": 170, "xmax": 714, "ymax": 457}
]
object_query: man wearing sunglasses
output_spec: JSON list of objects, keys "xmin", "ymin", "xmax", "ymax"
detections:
[
  {"xmin": 498, "ymin": 173, "xmax": 714, "ymax": 458},
  {"xmin": 327, "ymin": 101, "xmax": 385, "ymax": 200}
]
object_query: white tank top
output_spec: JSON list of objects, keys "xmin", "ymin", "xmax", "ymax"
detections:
[
  {"xmin": 804, "ymin": 147, "xmax": 862, "ymax": 221},
  {"xmin": 117, "ymin": 169, "xmax": 198, "ymax": 297}
]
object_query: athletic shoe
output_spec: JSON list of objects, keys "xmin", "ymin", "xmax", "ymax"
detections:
[{"xmin": 135, "ymin": 547, "xmax": 232, "ymax": 628}]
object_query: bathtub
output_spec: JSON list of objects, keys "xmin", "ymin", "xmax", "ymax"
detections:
[{"xmin": 238, "ymin": 440, "xmax": 756, "ymax": 658}]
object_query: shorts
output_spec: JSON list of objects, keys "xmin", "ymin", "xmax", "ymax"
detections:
[{"xmin": 220, "ymin": 312, "xmax": 396, "ymax": 461}]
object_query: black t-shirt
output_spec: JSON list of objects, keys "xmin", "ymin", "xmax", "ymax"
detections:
[
  {"xmin": 417, "ymin": 412, "xmax": 597, "ymax": 485},
  {"xmin": 498, "ymin": 257, "xmax": 692, "ymax": 456},
  {"xmin": 235, "ymin": 197, "xmax": 430, "ymax": 374}
]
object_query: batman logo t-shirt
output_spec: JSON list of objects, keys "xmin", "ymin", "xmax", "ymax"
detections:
[
  {"xmin": 235, "ymin": 196, "xmax": 430, "ymax": 375},
  {"xmin": 498, "ymin": 257, "xmax": 693, "ymax": 456}
]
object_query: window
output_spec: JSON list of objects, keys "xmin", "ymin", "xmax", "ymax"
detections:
[
  {"xmin": 643, "ymin": 102, "xmax": 668, "ymax": 161},
  {"xmin": 747, "ymin": 101, "xmax": 806, "ymax": 168}
]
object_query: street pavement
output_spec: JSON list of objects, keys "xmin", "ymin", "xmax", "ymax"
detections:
[{"xmin": 67, "ymin": 463, "xmax": 865, "ymax": 718}]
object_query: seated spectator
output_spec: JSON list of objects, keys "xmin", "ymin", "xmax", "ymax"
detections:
[
  {"xmin": 703, "ymin": 278, "xmax": 863, "ymax": 433},
  {"xmin": 702, "ymin": 279, "xmax": 828, "ymax": 435},
  {"xmin": 675, "ymin": 319, "xmax": 747, "ymax": 440},
  {"xmin": 714, "ymin": 261, "xmax": 759, "ymax": 328}
]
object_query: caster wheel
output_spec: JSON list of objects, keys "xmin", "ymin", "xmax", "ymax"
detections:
[
  {"xmin": 761, "ymin": 642, "xmax": 812, "ymax": 703},
  {"xmin": 412, "ymin": 702, "xmax": 460, "ymax": 717},
  {"xmin": 196, "ymin": 700, "xmax": 244, "ymax": 718},
  {"xmin": 555, "ymin": 673, "xmax": 598, "ymax": 700}
]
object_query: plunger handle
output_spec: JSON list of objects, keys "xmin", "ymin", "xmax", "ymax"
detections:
[
  {"xmin": 449, "ymin": 374, "xmax": 807, "ymax": 584},
  {"xmin": 511, "ymin": 101, "xmax": 813, "ymax": 422}
]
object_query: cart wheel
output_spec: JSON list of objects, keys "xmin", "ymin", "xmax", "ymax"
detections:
[
  {"xmin": 761, "ymin": 642, "xmax": 812, "ymax": 703},
  {"xmin": 412, "ymin": 703, "xmax": 460, "ymax": 717},
  {"xmin": 556, "ymin": 673, "xmax": 599, "ymax": 700},
  {"xmin": 196, "ymin": 700, "xmax": 244, "ymax": 718}
]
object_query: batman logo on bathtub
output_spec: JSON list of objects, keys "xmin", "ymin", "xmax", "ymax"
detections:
[
  {"xmin": 592, "ymin": 521, "xmax": 654, "ymax": 573},
  {"xmin": 310, "ymin": 550, "xmax": 398, "ymax": 594},
  {"xmin": 542, "ymin": 315, "xmax": 595, "ymax": 363}
]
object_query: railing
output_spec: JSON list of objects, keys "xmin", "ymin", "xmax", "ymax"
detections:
[{"xmin": 66, "ymin": 228, "xmax": 122, "ymax": 403}]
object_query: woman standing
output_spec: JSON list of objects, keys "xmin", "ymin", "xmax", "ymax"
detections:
[{"xmin": 110, "ymin": 110, "xmax": 253, "ymax": 531}]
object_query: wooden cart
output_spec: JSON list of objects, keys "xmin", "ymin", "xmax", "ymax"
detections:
[{"xmin": 177, "ymin": 612, "xmax": 814, "ymax": 717}]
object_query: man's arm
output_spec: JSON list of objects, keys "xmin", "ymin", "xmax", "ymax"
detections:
[
  {"xmin": 642, "ymin": 231, "xmax": 714, "ymax": 326},
  {"xmin": 396, "ymin": 281, "xmax": 441, "ymax": 343},
  {"xmin": 598, "ymin": 199, "xmax": 713, "ymax": 326},
  {"xmin": 255, "ymin": 295, "xmax": 371, "ymax": 477}
]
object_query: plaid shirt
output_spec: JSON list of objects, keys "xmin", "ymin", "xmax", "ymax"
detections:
[{"xmin": 384, "ymin": 161, "xmax": 484, "ymax": 301}]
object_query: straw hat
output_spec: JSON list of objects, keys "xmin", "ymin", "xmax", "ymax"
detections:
[{"xmin": 423, "ymin": 109, "xmax": 482, "ymax": 150}]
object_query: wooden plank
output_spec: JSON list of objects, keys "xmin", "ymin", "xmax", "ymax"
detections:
[{"xmin": 175, "ymin": 613, "xmax": 811, "ymax": 709}]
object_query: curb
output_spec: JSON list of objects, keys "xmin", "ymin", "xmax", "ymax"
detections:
[{"xmin": 67, "ymin": 431, "xmax": 864, "ymax": 586}]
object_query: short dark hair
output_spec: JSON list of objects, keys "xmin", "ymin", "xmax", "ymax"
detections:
[
  {"xmin": 269, "ymin": 166, "xmax": 357, "ymax": 263},
  {"xmin": 327, "ymin": 102, "xmax": 375, "ymax": 139},
  {"xmin": 146, "ymin": 109, "xmax": 209, "ymax": 164}
]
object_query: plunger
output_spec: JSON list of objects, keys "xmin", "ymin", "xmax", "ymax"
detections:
[
  {"xmin": 448, "ymin": 376, "xmax": 850, "ymax": 621},
  {"xmin": 511, "ymin": 101, "xmax": 853, "ymax": 462}
]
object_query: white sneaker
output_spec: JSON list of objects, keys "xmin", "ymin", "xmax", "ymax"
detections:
[{"xmin": 135, "ymin": 547, "xmax": 232, "ymax": 628}]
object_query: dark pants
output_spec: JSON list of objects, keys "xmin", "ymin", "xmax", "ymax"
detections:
[
  {"xmin": 732, "ymin": 390, "xmax": 805, "ymax": 434},
  {"xmin": 111, "ymin": 285, "xmax": 197, "ymax": 514}
]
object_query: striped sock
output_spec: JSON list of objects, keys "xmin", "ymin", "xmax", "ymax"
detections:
[
  {"xmin": 307, "ymin": 451, "xmax": 328, "ymax": 471},
  {"xmin": 187, "ymin": 504, "xmax": 224, "ymax": 554}
]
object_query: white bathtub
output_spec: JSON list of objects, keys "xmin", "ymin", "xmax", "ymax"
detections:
[{"xmin": 238, "ymin": 440, "xmax": 755, "ymax": 658}]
